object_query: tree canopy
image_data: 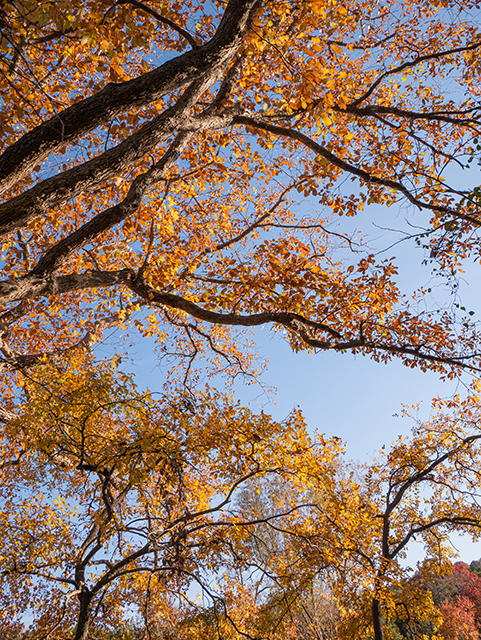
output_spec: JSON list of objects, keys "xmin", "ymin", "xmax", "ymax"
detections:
[
  {"xmin": 1, "ymin": 0, "xmax": 481, "ymax": 401},
  {"xmin": 6, "ymin": 358, "xmax": 481, "ymax": 640},
  {"xmin": 0, "ymin": 355, "xmax": 339, "ymax": 640},
  {"xmin": 3, "ymin": 0, "xmax": 481, "ymax": 638}
]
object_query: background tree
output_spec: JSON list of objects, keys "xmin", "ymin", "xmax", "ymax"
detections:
[
  {"xmin": 230, "ymin": 389, "xmax": 481, "ymax": 640},
  {"xmin": 0, "ymin": 353, "xmax": 342, "ymax": 640},
  {"xmin": 438, "ymin": 595, "xmax": 478, "ymax": 640},
  {"xmin": 420, "ymin": 562, "xmax": 481, "ymax": 640}
]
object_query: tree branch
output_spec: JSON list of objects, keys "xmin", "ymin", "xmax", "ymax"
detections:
[
  {"xmin": 0, "ymin": 92, "xmax": 236, "ymax": 237},
  {"xmin": 116, "ymin": 0, "xmax": 200, "ymax": 49},
  {"xmin": 235, "ymin": 115, "xmax": 481, "ymax": 226},
  {"xmin": 348, "ymin": 40, "xmax": 481, "ymax": 108},
  {"xmin": 0, "ymin": 0, "xmax": 260, "ymax": 195}
]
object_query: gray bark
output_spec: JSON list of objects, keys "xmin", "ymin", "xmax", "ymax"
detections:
[{"xmin": 0, "ymin": 0, "xmax": 261, "ymax": 198}]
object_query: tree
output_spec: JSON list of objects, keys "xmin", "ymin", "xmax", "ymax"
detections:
[
  {"xmin": 423, "ymin": 562, "xmax": 481, "ymax": 639},
  {"xmin": 181, "ymin": 393, "xmax": 481, "ymax": 640},
  {"xmin": 233, "ymin": 474, "xmax": 342, "ymax": 640},
  {"xmin": 0, "ymin": 0, "xmax": 481, "ymax": 406},
  {"xmin": 438, "ymin": 595, "xmax": 479, "ymax": 640},
  {"xmin": 3, "ymin": 2, "xmax": 481, "ymax": 636},
  {"xmin": 6, "ymin": 357, "xmax": 481, "ymax": 640},
  {"xmin": 270, "ymin": 389, "xmax": 481, "ymax": 640},
  {"xmin": 0, "ymin": 353, "xmax": 342, "ymax": 640}
]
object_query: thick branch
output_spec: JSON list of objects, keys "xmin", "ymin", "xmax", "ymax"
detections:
[
  {"xmin": 0, "ymin": 270, "xmax": 478, "ymax": 371},
  {"xmin": 0, "ymin": 0, "xmax": 260, "ymax": 196},
  {"xmin": 0, "ymin": 269, "xmax": 133, "ymax": 305},
  {"xmin": 0, "ymin": 92, "xmax": 237, "ymax": 237}
]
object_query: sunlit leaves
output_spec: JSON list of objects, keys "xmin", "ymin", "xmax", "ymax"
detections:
[
  {"xmin": 0, "ymin": 354, "xmax": 343, "ymax": 638},
  {"xmin": 0, "ymin": 0, "xmax": 479, "ymax": 391}
]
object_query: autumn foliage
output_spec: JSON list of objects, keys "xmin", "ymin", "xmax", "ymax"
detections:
[
  {"xmin": 2, "ymin": 0, "xmax": 481, "ymax": 638},
  {"xmin": 0, "ymin": 0, "xmax": 481, "ymax": 391},
  {"xmin": 0, "ymin": 353, "xmax": 344, "ymax": 639},
  {"xmin": 5, "ymin": 367, "xmax": 481, "ymax": 639},
  {"xmin": 433, "ymin": 564, "xmax": 481, "ymax": 640}
]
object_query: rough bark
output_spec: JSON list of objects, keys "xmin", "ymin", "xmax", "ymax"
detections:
[
  {"xmin": 0, "ymin": 0, "xmax": 260, "ymax": 197},
  {"xmin": 73, "ymin": 589, "xmax": 93, "ymax": 640},
  {"xmin": 372, "ymin": 597, "xmax": 385, "ymax": 640}
]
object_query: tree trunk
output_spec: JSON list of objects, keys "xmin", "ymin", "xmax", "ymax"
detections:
[
  {"xmin": 372, "ymin": 597, "xmax": 385, "ymax": 640},
  {"xmin": 74, "ymin": 589, "xmax": 93, "ymax": 640}
]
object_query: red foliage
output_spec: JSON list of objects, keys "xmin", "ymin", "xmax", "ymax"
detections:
[
  {"xmin": 432, "ymin": 563, "xmax": 481, "ymax": 639},
  {"xmin": 457, "ymin": 564, "xmax": 481, "ymax": 625},
  {"xmin": 439, "ymin": 595, "xmax": 478, "ymax": 640}
]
